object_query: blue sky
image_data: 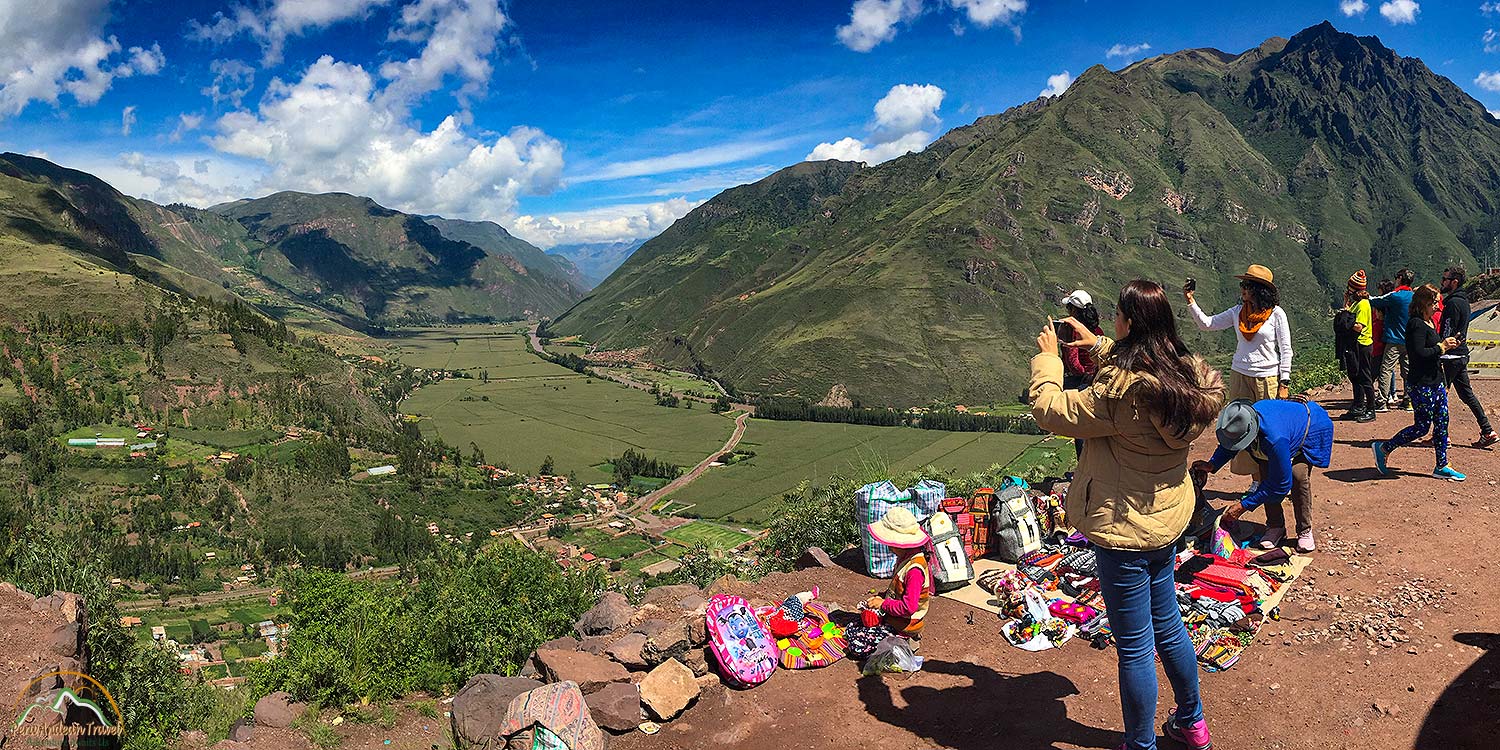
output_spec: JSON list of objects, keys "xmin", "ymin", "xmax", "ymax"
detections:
[{"xmin": 2, "ymin": 0, "xmax": 1499, "ymax": 247}]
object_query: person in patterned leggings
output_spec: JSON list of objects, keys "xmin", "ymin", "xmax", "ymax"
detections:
[{"xmin": 1373, "ymin": 284, "xmax": 1466, "ymax": 482}]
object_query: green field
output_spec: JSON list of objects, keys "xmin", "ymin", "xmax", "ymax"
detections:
[
  {"xmin": 131, "ymin": 599, "xmax": 284, "ymax": 644},
  {"xmin": 394, "ymin": 328, "xmax": 735, "ymax": 483},
  {"xmin": 669, "ymin": 420, "xmax": 1043, "ymax": 523},
  {"xmin": 662, "ymin": 520, "xmax": 754, "ymax": 550},
  {"xmin": 600, "ymin": 366, "xmax": 718, "ymax": 396},
  {"xmin": 382, "ymin": 325, "xmax": 557, "ymax": 378},
  {"xmin": 559, "ymin": 528, "xmax": 654, "ymax": 559}
]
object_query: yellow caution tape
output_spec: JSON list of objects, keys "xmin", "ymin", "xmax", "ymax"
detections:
[{"xmin": 1467, "ymin": 340, "xmax": 1500, "ymax": 347}]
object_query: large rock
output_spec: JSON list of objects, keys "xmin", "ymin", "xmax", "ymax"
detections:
[
  {"xmin": 451, "ymin": 674, "xmax": 544, "ymax": 747},
  {"xmin": 795, "ymin": 546, "xmax": 836, "ymax": 569},
  {"xmin": 639, "ymin": 659, "xmax": 699, "ymax": 721},
  {"xmin": 574, "ymin": 591, "xmax": 635, "ymax": 637},
  {"xmin": 638, "ymin": 619, "xmax": 690, "ymax": 665},
  {"xmin": 47, "ymin": 623, "xmax": 81, "ymax": 658},
  {"xmin": 686, "ymin": 606, "xmax": 709, "ymax": 646},
  {"xmin": 605, "ymin": 632, "xmax": 649, "ymax": 670},
  {"xmin": 228, "ymin": 719, "xmax": 254, "ymax": 743},
  {"xmin": 252, "ymin": 691, "xmax": 305, "ymax": 729},
  {"xmin": 642, "ymin": 584, "xmax": 703, "ymax": 610},
  {"xmin": 577, "ymin": 635, "xmax": 612, "ymax": 655},
  {"xmin": 585, "ymin": 681, "xmax": 641, "ymax": 733},
  {"xmin": 500, "ymin": 682, "xmax": 606, "ymax": 750},
  {"xmin": 706, "ymin": 575, "xmax": 738, "ymax": 595},
  {"xmin": 679, "ymin": 647, "xmax": 711, "ymax": 677},
  {"xmin": 539, "ymin": 635, "xmax": 579, "ymax": 652},
  {"xmin": 533, "ymin": 649, "xmax": 631, "ymax": 694}
]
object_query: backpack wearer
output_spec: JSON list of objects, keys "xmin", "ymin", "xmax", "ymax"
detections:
[
  {"xmin": 991, "ymin": 477, "xmax": 1044, "ymax": 564},
  {"xmin": 923, "ymin": 511, "xmax": 974, "ymax": 592}
]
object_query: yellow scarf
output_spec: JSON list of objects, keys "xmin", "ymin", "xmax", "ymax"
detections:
[{"xmin": 1238, "ymin": 306, "xmax": 1272, "ymax": 341}]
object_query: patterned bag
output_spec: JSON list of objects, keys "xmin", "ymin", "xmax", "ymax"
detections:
[
  {"xmin": 923, "ymin": 510, "xmax": 974, "ymax": 592},
  {"xmin": 991, "ymin": 478, "xmax": 1044, "ymax": 564},
  {"xmin": 969, "ymin": 487, "xmax": 995, "ymax": 557},
  {"xmin": 843, "ymin": 623, "xmax": 893, "ymax": 659},
  {"xmin": 856, "ymin": 479, "xmax": 945, "ymax": 577}
]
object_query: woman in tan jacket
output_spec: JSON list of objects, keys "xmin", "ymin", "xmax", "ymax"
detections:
[{"xmin": 1032, "ymin": 280, "xmax": 1225, "ymax": 750}]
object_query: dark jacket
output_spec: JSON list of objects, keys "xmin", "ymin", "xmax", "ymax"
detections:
[
  {"xmin": 1439, "ymin": 288, "xmax": 1472, "ymax": 358},
  {"xmin": 1406, "ymin": 317, "xmax": 1444, "ymax": 386},
  {"xmin": 1209, "ymin": 399, "xmax": 1333, "ymax": 511}
]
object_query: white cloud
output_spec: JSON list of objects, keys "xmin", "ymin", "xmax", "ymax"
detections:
[
  {"xmin": 807, "ymin": 83, "xmax": 945, "ymax": 166},
  {"xmin": 0, "ymin": 0, "xmax": 165, "ymax": 117},
  {"xmin": 836, "ymin": 0, "xmax": 1026, "ymax": 51},
  {"xmin": 1489, "ymin": 108, "xmax": 1500, "ymax": 118},
  {"xmin": 170, "ymin": 113, "xmax": 205, "ymax": 143},
  {"xmin": 575, "ymin": 138, "xmax": 800, "ymax": 184},
  {"xmin": 511, "ymin": 197, "xmax": 700, "ymax": 248},
  {"xmin": 1476, "ymin": 71, "xmax": 1500, "ymax": 91},
  {"xmin": 189, "ymin": 0, "xmax": 391, "ymax": 65},
  {"xmin": 202, "ymin": 59, "xmax": 256, "ymax": 108},
  {"xmin": 1379, "ymin": 0, "xmax": 1418, "ymax": 24},
  {"xmin": 1486, "ymin": 29, "xmax": 1500, "ymax": 53},
  {"xmin": 1105, "ymin": 42, "xmax": 1151, "ymax": 59},
  {"xmin": 1486, "ymin": 2, "xmax": 1500, "ymax": 15},
  {"xmin": 208, "ymin": 55, "xmax": 562, "ymax": 221},
  {"xmin": 378, "ymin": 0, "xmax": 513, "ymax": 104},
  {"xmin": 1040, "ymin": 70, "xmax": 1074, "ymax": 98},
  {"xmin": 1339, "ymin": 0, "xmax": 1368, "ymax": 16},
  {"xmin": 121, "ymin": 105, "xmax": 136, "ymax": 136},
  {"xmin": 94, "ymin": 151, "xmax": 255, "ymax": 208}
]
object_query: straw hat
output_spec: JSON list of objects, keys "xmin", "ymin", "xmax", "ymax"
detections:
[
  {"xmin": 868, "ymin": 507, "xmax": 930, "ymax": 549},
  {"xmin": 1234, "ymin": 264, "xmax": 1276, "ymax": 291}
]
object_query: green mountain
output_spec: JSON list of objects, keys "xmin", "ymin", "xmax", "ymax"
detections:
[
  {"xmin": 422, "ymin": 215, "xmax": 589, "ymax": 296},
  {"xmin": 546, "ymin": 239, "xmax": 647, "ymax": 287},
  {"xmin": 552, "ymin": 22, "xmax": 1499, "ymax": 406}
]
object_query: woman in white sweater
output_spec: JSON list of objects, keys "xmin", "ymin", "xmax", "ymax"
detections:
[{"xmin": 1184, "ymin": 264, "xmax": 1293, "ymax": 482}]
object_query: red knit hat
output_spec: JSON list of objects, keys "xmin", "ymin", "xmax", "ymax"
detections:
[{"xmin": 1348, "ymin": 270, "xmax": 1367, "ymax": 292}]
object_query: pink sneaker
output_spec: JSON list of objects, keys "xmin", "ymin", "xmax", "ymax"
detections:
[
  {"xmin": 1257, "ymin": 527, "xmax": 1286, "ymax": 550},
  {"xmin": 1295, "ymin": 531, "xmax": 1316, "ymax": 553},
  {"xmin": 1165, "ymin": 709, "xmax": 1212, "ymax": 750}
]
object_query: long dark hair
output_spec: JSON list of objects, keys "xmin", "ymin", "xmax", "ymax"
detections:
[
  {"xmin": 1109, "ymin": 280, "xmax": 1221, "ymax": 438},
  {"xmin": 1067, "ymin": 302, "xmax": 1102, "ymax": 333},
  {"xmin": 1243, "ymin": 280, "xmax": 1279, "ymax": 313}
]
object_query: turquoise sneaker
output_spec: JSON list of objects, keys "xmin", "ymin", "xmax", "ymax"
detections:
[
  {"xmin": 1434, "ymin": 465, "xmax": 1466, "ymax": 482},
  {"xmin": 1372, "ymin": 441, "xmax": 1390, "ymax": 475}
]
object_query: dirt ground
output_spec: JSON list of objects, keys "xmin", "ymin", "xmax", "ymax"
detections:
[
  {"xmin": 616, "ymin": 379, "xmax": 1500, "ymax": 750},
  {"xmin": 0, "ymin": 584, "xmax": 67, "ymax": 713}
]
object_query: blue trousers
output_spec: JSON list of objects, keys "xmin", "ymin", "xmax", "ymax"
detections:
[{"xmin": 1096, "ymin": 545, "xmax": 1204, "ymax": 750}]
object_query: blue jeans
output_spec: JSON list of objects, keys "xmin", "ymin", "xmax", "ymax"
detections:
[{"xmin": 1096, "ymin": 545, "xmax": 1203, "ymax": 750}]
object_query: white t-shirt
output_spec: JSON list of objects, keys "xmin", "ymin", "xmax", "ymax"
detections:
[{"xmin": 1188, "ymin": 302, "xmax": 1293, "ymax": 381}]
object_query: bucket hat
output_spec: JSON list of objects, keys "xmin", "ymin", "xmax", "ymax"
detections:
[
  {"xmin": 868, "ymin": 506, "xmax": 930, "ymax": 549},
  {"xmin": 1234, "ymin": 264, "xmax": 1276, "ymax": 292},
  {"xmin": 1215, "ymin": 399, "xmax": 1261, "ymax": 453}
]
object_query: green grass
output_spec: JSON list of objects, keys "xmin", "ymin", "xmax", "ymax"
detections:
[
  {"xmin": 168, "ymin": 427, "xmax": 282, "ymax": 449},
  {"xmin": 669, "ymin": 420, "xmax": 1043, "ymax": 523},
  {"xmin": 395, "ymin": 328, "xmax": 736, "ymax": 483},
  {"xmin": 559, "ymin": 527, "xmax": 653, "ymax": 559},
  {"xmin": 662, "ymin": 520, "xmax": 753, "ymax": 550},
  {"xmin": 382, "ymin": 326, "xmax": 558, "ymax": 377},
  {"xmin": 599, "ymin": 366, "xmax": 717, "ymax": 395},
  {"xmin": 132, "ymin": 600, "xmax": 284, "ymax": 643}
]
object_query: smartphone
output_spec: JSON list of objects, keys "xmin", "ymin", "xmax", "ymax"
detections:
[
  {"xmin": 1052, "ymin": 318, "xmax": 1071, "ymax": 337},
  {"xmin": 1183, "ymin": 278, "xmax": 1197, "ymax": 293}
]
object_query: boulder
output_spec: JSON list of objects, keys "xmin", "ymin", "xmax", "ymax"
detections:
[
  {"xmin": 574, "ymin": 591, "xmax": 634, "ymax": 637},
  {"xmin": 686, "ymin": 605, "xmax": 709, "ymax": 646},
  {"xmin": 518, "ymin": 659, "xmax": 540, "ymax": 679},
  {"xmin": 451, "ymin": 674, "xmax": 544, "ymax": 747},
  {"xmin": 228, "ymin": 719, "xmax": 254, "ymax": 743},
  {"xmin": 47, "ymin": 623, "xmax": 81, "ymax": 658},
  {"xmin": 678, "ymin": 594, "xmax": 708, "ymax": 613},
  {"xmin": 605, "ymin": 632, "xmax": 649, "ymax": 670},
  {"xmin": 577, "ymin": 635, "xmax": 612, "ymax": 655},
  {"xmin": 639, "ymin": 619, "xmax": 690, "ymax": 665},
  {"xmin": 642, "ymin": 584, "xmax": 702, "ymax": 610},
  {"xmin": 585, "ymin": 681, "xmax": 641, "ymax": 733},
  {"xmin": 500, "ymin": 682, "xmax": 606, "ymax": 750},
  {"xmin": 253, "ymin": 691, "xmax": 305, "ymax": 729},
  {"xmin": 533, "ymin": 649, "xmax": 631, "ymax": 694},
  {"xmin": 706, "ymin": 575, "xmax": 738, "ymax": 595},
  {"xmin": 639, "ymin": 659, "xmax": 699, "ymax": 721},
  {"xmin": 795, "ymin": 546, "xmax": 836, "ymax": 569},
  {"xmin": 539, "ymin": 635, "xmax": 579, "ymax": 652},
  {"xmin": 679, "ymin": 647, "xmax": 711, "ymax": 677}
]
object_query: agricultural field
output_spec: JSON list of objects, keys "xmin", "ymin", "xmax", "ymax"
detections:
[
  {"xmin": 558, "ymin": 527, "xmax": 655, "ymax": 559},
  {"xmin": 381, "ymin": 325, "xmax": 559, "ymax": 379},
  {"xmin": 393, "ymin": 329, "xmax": 735, "ymax": 484},
  {"xmin": 599, "ymin": 366, "xmax": 719, "ymax": 396},
  {"xmin": 662, "ymin": 520, "xmax": 754, "ymax": 550},
  {"xmin": 130, "ymin": 599, "xmax": 284, "ymax": 645},
  {"xmin": 669, "ymin": 420, "xmax": 1044, "ymax": 523}
]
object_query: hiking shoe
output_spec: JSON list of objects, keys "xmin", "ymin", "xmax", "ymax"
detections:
[
  {"xmin": 1375, "ymin": 403, "xmax": 1390, "ymax": 413},
  {"xmin": 1434, "ymin": 465, "xmax": 1466, "ymax": 482},
  {"xmin": 1355, "ymin": 410, "xmax": 1376, "ymax": 424},
  {"xmin": 1258, "ymin": 527, "xmax": 1286, "ymax": 550},
  {"xmin": 1295, "ymin": 531, "xmax": 1316, "ymax": 553},
  {"xmin": 1478, "ymin": 431, "xmax": 1499, "ymax": 448},
  {"xmin": 1165, "ymin": 709, "xmax": 1212, "ymax": 750},
  {"xmin": 1373, "ymin": 441, "xmax": 1390, "ymax": 475}
]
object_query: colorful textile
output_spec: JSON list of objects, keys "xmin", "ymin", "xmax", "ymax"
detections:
[
  {"xmin": 1386, "ymin": 382, "xmax": 1450, "ymax": 470},
  {"xmin": 774, "ymin": 602, "xmax": 847, "ymax": 669},
  {"xmin": 857, "ymin": 480, "xmax": 944, "ymax": 577},
  {"xmin": 1237, "ymin": 304, "xmax": 1273, "ymax": 341},
  {"xmin": 500, "ymin": 681, "xmax": 606, "ymax": 750},
  {"xmin": 844, "ymin": 623, "xmax": 893, "ymax": 659}
]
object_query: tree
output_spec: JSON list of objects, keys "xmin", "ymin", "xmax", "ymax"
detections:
[{"xmin": 539, "ymin": 456, "xmax": 555, "ymax": 476}]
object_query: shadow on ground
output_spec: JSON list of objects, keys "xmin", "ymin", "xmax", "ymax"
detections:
[
  {"xmin": 856, "ymin": 659, "xmax": 1119, "ymax": 749},
  {"xmin": 1414, "ymin": 633, "xmax": 1499, "ymax": 749}
]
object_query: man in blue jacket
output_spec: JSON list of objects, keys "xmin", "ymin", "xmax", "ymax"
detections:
[
  {"xmin": 1193, "ymin": 398, "xmax": 1334, "ymax": 554},
  {"xmin": 1370, "ymin": 268, "xmax": 1415, "ymax": 412}
]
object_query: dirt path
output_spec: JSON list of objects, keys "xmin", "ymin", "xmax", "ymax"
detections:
[
  {"xmin": 629, "ymin": 411, "xmax": 750, "ymax": 514},
  {"xmin": 616, "ymin": 378, "xmax": 1500, "ymax": 750}
]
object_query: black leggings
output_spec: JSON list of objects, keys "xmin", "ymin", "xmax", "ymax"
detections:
[{"xmin": 1349, "ymin": 344, "xmax": 1375, "ymax": 411}]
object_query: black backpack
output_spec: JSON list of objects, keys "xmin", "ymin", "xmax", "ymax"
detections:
[{"xmin": 1332, "ymin": 308, "xmax": 1357, "ymax": 359}]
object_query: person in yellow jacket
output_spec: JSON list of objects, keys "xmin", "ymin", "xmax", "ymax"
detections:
[{"xmin": 1033, "ymin": 280, "xmax": 1225, "ymax": 750}]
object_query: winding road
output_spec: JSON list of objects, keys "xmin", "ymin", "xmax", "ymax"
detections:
[{"xmin": 628, "ymin": 410, "xmax": 750, "ymax": 514}]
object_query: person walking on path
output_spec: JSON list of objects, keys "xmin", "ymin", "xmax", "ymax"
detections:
[
  {"xmin": 1438, "ymin": 266, "xmax": 1499, "ymax": 447},
  {"xmin": 1371, "ymin": 269, "xmax": 1416, "ymax": 412},
  {"xmin": 1058, "ymin": 289, "xmax": 1106, "ymax": 458},
  {"xmin": 1033, "ymin": 280, "xmax": 1225, "ymax": 750},
  {"xmin": 1373, "ymin": 284, "xmax": 1467, "ymax": 482},
  {"xmin": 1193, "ymin": 398, "xmax": 1334, "ymax": 553},
  {"xmin": 1341, "ymin": 271, "xmax": 1376, "ymax": 422},
  {"xmin": 1185, "ymin": 264, "xmax": 1292, "ymax": 488}
]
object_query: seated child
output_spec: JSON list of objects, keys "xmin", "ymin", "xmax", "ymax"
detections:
[{"xmin": 863, "ymin": 506, "xmax": 933, "ymax": 646}]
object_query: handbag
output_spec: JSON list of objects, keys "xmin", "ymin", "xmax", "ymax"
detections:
[{"xmin": 857, "ymin": 479, "xmax": 946, "ymax": 577}]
